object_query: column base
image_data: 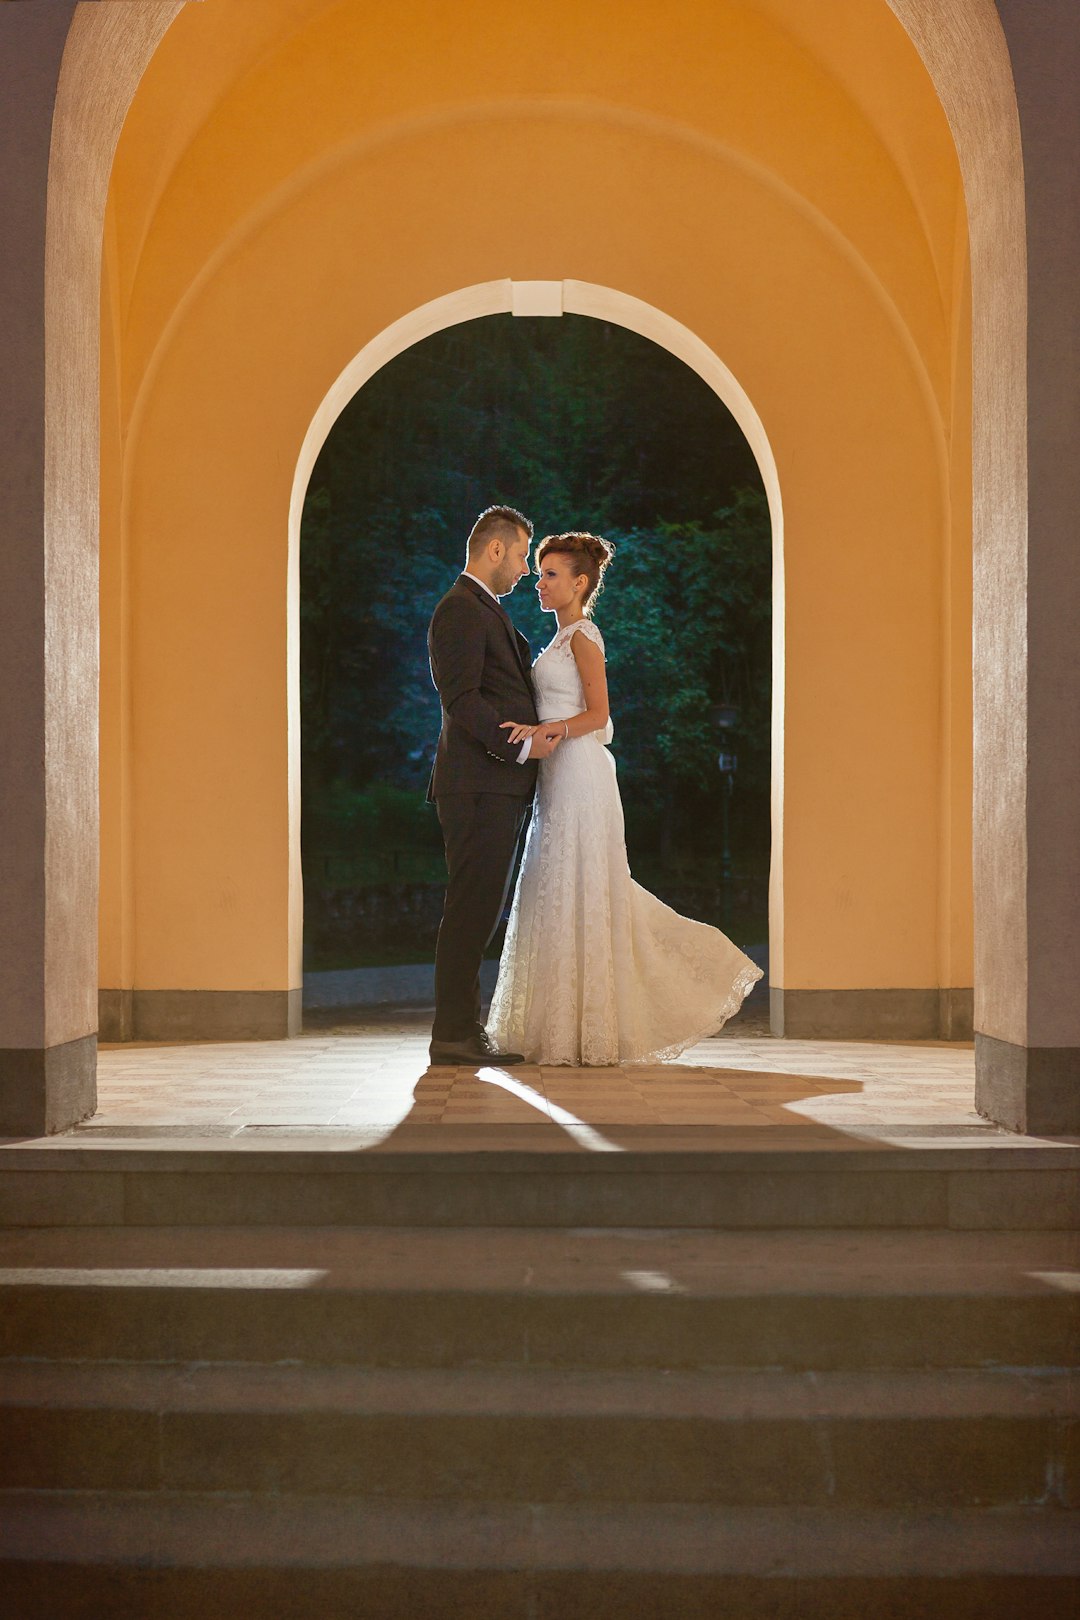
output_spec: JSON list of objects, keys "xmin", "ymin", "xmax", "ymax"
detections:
[
  {"xmin": 0, "ymin": 1033, "xmax": 97, "ymax": 1136},
  {"xmin": 99, "ymin": 989, "xmax": 301, "ymax": 1042},
  {"xmin": 98, "ymin": 989, "xmax": 133, "ymax": 1043},
  {"xmin": 975, "ymin": 1032, "xmax": 1080, "ymax": 1135},
  {"xmin": 770, "ymin": 987, "xmax": 974, "ymax": 1041}
]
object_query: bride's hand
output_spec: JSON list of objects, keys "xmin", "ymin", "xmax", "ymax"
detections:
[{"xmin": 500, "ymin": 721, "xmax": 539, "ymax": 746}]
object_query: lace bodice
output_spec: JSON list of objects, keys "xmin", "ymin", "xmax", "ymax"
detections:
[{"xmin": 532, "ymin": 620, "xmax": 614, "ymax": 745}]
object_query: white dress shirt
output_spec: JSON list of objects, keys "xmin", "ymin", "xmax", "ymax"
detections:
[{"xmin": 461, "ymin": 571, "xmax": 533, "ymax": 763}]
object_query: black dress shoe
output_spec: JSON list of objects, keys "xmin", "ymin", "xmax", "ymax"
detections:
[
  {"xmin": 428, "ymin": 1034, "xmax": 526, "ymax": 1066},
  {"xmin": 475, "ymin": 1027, "xmax": 518, "ymax": 1060}
]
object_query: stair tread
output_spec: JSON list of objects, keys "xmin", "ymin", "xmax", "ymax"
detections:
[
  {"xmin": 0, "ymin": 1361, "xmax": 1075, "ymax": 1419},
  {"xmin": 5, "ymin": 1142, "xmax": 1080, "ymax": 1169},
  {"xmin": 1, "ymin": 1225, "xmax": 1077, "ymax": 1297},
  {"xmin": 0, "ymin": 1491, "xmax": 1076, "ymax": 1575}
]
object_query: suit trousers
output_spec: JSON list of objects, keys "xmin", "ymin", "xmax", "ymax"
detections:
[{"xmin": 433, "ymin": 792, "xmax": 530, "ymax": 1044}]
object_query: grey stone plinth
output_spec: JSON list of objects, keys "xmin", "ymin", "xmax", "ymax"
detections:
[
  {"xmin": 770, "ymin": 988, "xmax": 974, "ymax": 1041},
  {"xmin": 97, "ymin": 991, "xmax": 132, "ymax": 1044},
  {"xmin": 0, "ymin": 1035, "xmax": 96, "ymax": 1136},
  {"xmin": 975, "ymin": 1032, "xmax": 1080, "ymax": 1134},
  {"xmin": 98, "ymin": 990, "xmax": 301, "ymax": 1043}
]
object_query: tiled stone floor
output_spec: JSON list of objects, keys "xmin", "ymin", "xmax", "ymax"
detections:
[{"xmin": 48, "ymin": 1007, "xmax": 1073, "ymax": 1154}]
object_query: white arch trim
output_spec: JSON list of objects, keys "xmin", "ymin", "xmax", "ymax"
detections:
[
  {"xmin": 288, "ymin": 280, "xmax": 783, "ymax": 539},
  {"xmin": 286, "ymin": 279, "xmax": 786, "ymax": 987}
]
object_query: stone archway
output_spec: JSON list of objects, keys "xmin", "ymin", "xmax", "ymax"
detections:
[
  {"xmin": 96, "ymin": 8, "xmax": 972, "ymax": 1065},
  {"xmin": 3, "ymin": 0, "xmax": 1076, "ymax": 1136},
  {"xmin": 0, "ymin": 0, "xmax": 186, "ymax": 1133},
  {"xmin": 886, "ymin": 0, "xmax": 1080, "ymax": 1130},
  {"xmin": 287, "ymin": 277, "xmax": 784, "ymax": 1002}
]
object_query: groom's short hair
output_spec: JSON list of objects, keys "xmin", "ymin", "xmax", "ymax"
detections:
[{"xmin": 467, "ymin": 505, "xmax": 533, "ymax": 558}]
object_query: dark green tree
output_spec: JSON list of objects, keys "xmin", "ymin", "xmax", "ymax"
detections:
[{"xmin": 299, "ymin": 313, "xmax": 771, "ymax": 957}]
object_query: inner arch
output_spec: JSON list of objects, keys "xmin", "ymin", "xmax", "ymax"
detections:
[{"xmin": 286, "ymin": 280, "xmax": 786, "ymax": 997}]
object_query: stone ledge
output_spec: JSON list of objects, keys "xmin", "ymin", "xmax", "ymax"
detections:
[
  {"xmin": 0, "ymin": 1494, "xmax": 1076, "ymax": 1578},
  {"xmin": 0, "ymin": 1364, "xmax": 1072, "ymax": 1508},
  {"xmin": 0, "ymin": 1152, "xmax": 1077, "ymax": 1230},
  {"xmin": 2, "ymin": 1143, "xmax": 1079, "ymax": 1171}
]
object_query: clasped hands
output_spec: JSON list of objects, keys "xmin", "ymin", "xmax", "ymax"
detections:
[{"xmin": 500, "ymin": 718, "xmax": 568, "ymax": 759}]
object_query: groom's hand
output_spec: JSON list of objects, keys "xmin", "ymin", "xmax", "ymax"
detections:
[
  {"xmin": 529, "ymin": 729, "xmax": 563, "ymax": 759},
  {"xmin": 499, "ymin": 720, "xmax": 565, "ymax": 759}
]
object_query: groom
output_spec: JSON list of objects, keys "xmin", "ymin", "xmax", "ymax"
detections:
[{"xmin": 426, "ymin": 506, "xmax": 562, "ymax": 1066}]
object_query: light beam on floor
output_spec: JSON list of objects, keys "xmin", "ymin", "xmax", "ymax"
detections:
[{"xmin": 477, "ymin": 1068, "xmax": 625, "ymax": 1151}]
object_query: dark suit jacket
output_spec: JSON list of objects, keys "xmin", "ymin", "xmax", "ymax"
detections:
[{"xmin": 426, "ymin": 574, "xmax": 540, "ymax": 801}]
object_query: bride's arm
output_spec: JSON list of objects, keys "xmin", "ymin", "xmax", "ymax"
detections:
[{"xmin": 556, "ymin": 631, "xmax": 609, "ymax": 739}]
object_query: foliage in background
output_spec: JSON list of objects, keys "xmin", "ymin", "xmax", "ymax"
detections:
[
  {"xmin": 595, "ymin": 494, "xmax": 770, "ymax": 862},
  {"xmin": 300, "ymin": 314, "xmax": 771, "ymax": 958}
]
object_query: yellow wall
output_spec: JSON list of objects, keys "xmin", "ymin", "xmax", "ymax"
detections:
[{"xmin": 99, "ymin": 0, "xmax": 972, "ymax": 1001}]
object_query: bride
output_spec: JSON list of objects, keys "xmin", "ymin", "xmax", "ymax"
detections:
[{"xmin": 486, "ymin": 531, "xmax": 763, "ymax": 1067}]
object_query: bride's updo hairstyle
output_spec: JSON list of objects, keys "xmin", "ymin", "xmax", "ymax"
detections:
[{"xmin": 536, "ymin": 531, "xmax": 615, "ymax": 616}]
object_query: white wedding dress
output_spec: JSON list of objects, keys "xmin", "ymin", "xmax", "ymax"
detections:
[{"xmin": 487, "ymin": 619, "xmax": 763, "ymax": 1066}]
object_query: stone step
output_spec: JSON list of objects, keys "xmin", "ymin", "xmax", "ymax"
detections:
[
  {"xmin": 0, "ymin": 1493, "xmax": 1076, "ymax": 1618},
  {"xmin": 0, "ymin": 1361, "xmax": 1074, "ymax": 1508},
  {"xmin": 1, "ymin": 1142, "xmax": 1078, "ymax": 1230},
  {"xmin": 0, "ymin": 1226, "xmax": 1076, "ymax": 1369}
]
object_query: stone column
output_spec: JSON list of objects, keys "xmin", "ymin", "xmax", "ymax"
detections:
[
  {"xmin": 0, "ymin": 2, "xmax": 183, "ymax": 1134},
  {"xmin": 889, "ymin": 0, "xmax": 1080, "ymax": 1131},
  {"xmin": 0, "ymin": 2, "xmax": 93, "ymax": 1136},
  {"xmin": 977, "ymin": 0, "xmax": 1080, "ymax": 1132}
]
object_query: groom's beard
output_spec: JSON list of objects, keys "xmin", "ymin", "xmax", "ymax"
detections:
[{"xmin": 493, "ymin": 564, "xmax": 521, "ymax": 597}]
